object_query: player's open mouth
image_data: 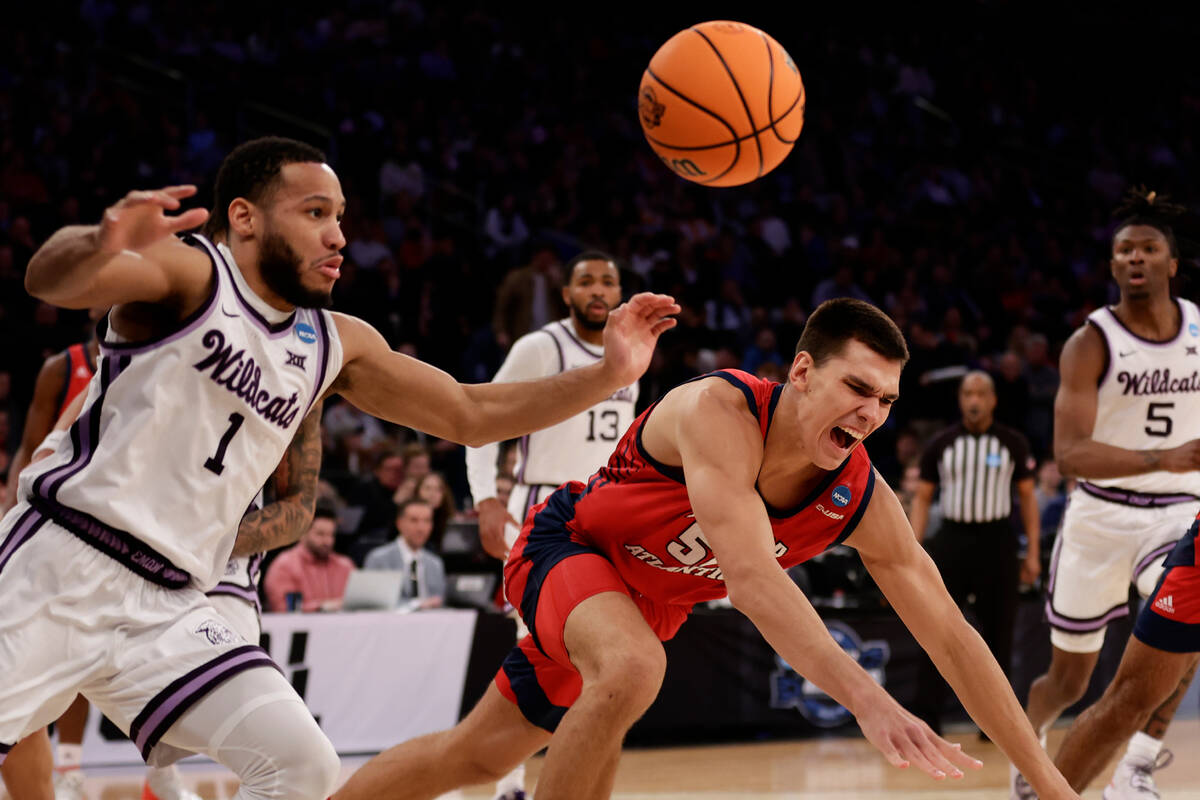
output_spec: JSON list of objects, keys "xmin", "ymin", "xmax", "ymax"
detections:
[
  {"xmin": 1128, "ymin": 271, "xmax": 1146, "ymax": 286},
  {"xmin": 830, "ymin": 425, "xmax": 863, "ymax": 450}
]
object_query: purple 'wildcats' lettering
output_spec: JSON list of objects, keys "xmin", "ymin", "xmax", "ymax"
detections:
[
  {"xmin": 1116, "ymin": 368, "xmax": 1200, "ymax": 397},
  {"xmin": 193, "ymin": 329, "xmax": 302, "ymax": 429}
]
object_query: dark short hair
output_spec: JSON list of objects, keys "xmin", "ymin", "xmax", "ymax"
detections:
[
  {"xmin": 795, "ymin": 298, "xmax": 909, "ymax": 365},
  {"xmin": 1112, "ymin": 187, "xmax": 1186, "ymax": 259},
  {"xmin": 313, "ymin": 500, "xmax": 338, "ymax": 523},
  {"xmin": 565, "ymin": 249, "xmax": 618, "ymax": 277},
  {"xmin": 204, "ymin": 136, "xmax": 327, "ymax": 237},
  {"xmin": 396, "ymin": 498, "xmax": 432, "ymax": 519}
]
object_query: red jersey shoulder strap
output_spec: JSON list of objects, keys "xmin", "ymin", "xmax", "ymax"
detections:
[{"xmin": 692, "ymin": 370, "xmax": 781, "ymax": 438}]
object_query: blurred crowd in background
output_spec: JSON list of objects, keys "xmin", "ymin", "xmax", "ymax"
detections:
[{"xmin": 2, "ymin": 1, "xmax": 1198, "ymax": 586}]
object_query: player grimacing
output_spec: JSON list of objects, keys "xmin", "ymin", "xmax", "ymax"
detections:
[{"xmin": 334, "ymin": 299, "xmax": 1083, "ymax": 800}]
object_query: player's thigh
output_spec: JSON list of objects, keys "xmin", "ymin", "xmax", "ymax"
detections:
[
  {"xmin": 1047, "ymin": 498, "xmax": 1150, "ymax": 645},
  {"xmin": 0, "ymin": 520, "xmax": 118, "ymax": 745},
  {"xmin": 83, "ymin": 595, "xmax": 273, "ymax": 762},
  {"xmin": 1132, "ymin": 505, "xmax": 1199, "ymax": 598},
  {"xmin": 562, "ymin": 590, "xmax": 666, "ymax": 684},
  {"xmin": 206, "ymin": 593, "xmax": 262, "ymax": 645}
]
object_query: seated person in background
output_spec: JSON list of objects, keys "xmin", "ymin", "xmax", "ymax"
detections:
[
  {"xmin": 264, "ymin": 502, "xmax": 355, "ymax": 612},
  {"xmin": 364, "ymin": 498, "xmax": 446, "ymax": 610},
  {"xmin": 416, "ymin": 470, "xmax": 457, "ymax": 551}
]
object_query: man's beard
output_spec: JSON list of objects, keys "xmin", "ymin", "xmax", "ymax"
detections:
[
  {"xmin": 570, "ymin": 298, "xmax": 609, "ymax": 332},
  {"xmin": 259, "ymin": 228, "xmax": 334, "ymax": 309}
]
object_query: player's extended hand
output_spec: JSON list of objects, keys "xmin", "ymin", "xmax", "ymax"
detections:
[
  {"xmin": 1161, "ymin": 439, "xmax": 1200, "ymax": 472},
  {"xmin": 600, "ymin": 293, "xmax": 680, "ymax": 387},
  {"xmin": 855, "ymin": 700, "xmax": 982, "ymax": 781},
  {"xmin": 98, "ymin": 185, "xmax": 209, "ymax": 255},
  {"xmin": 476, "ymin": 497, "xmax": 520, "ymax": 561}
]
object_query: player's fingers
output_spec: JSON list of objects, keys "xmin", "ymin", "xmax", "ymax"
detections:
[
  {"xmin": 161, "ymin": 184, "xmax": 199, "ymax": 198},
  {"xmin": 911, "ymin": 734, "xmax": 967, "ymax": 779},
  {"xmin": 164, "ymin": 207, "xmax": 209, "ymax": 233},
  {"xmin": 897, "ymin": 739, "xmax": 947, "ymax": 780},
  {"xmin": 876, "ymin": 739, "xmax": 909, "ymax": 771},
  {"xmin": 506, "ymin": 512, "xmax": 521, "ymax": 527},
  {"xmin": 650, "ymin": 318, "xmax": 678, "ymax": 336},
  {"xmin": 937, "ymin": 738, "xmax": 983, "ymax": 771}
]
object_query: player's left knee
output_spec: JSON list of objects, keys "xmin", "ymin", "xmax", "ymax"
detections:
[
  {"xmin": 1105, "ymin": 672, "xmax": 1169, "ymax": 723},
  {"xmin": 282, "ymin": 730, "xmax": 340, "ymax": 799}
]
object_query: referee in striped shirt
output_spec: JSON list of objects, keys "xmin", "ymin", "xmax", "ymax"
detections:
[{"xmin": 909, "ymin": 370, "xmax": 1041, "ymax": 734}]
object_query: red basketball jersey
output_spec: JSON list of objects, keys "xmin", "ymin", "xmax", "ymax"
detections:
[
  {"xmin": 513, "ymin": 370, "xmax": 875, "ymax": 610},
  {"xmin": 57, "ymin": 342, "xmax": 95, "ymax": 418}
]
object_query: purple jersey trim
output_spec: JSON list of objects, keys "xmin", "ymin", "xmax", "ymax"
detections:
[
  {"xmin": 303, "ymin": 308, "xmax": 331, "ymax": 418},
  {"xmin": 1045, "ymin": 600, "xmax": 1131, "ymax": 633},
  {"xmin": 1103, "ymin": 298, "xmax": 1187, "ymax": 347},
  {"xmin": 33, "ymin": 353, "xmax": 128, "ymax": 501},
  {"xmin": 555, "ymin": 320, "xmax": 603, "ymax": 362},
  {"xmin": 207, "ymin": 582, "xmax": 261, "ymax": 610},
  {"xmin": 1079, "ymin": 481, "xmax": 1198, "ymax": 508},
  {"xmin": 0, "ymin": 505, "xmax": 50, "ymax": 575},
  {"xmin": 199, "ymin": 235, "xmax": 297, "ymax": 337},
  {"xmin": 96, "ymin": 264, "xmax": 220, "ymax": 357},
  {"xmin": 28, "ymin": 497, "xmax": 191, "ymax": 588},
  {"xmin": 130, "ymin": 645, "xmax": 280, "ymax": 761}
]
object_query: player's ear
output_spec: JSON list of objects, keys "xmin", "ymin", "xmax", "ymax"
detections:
[
  {"xmin": 227, "ymin": 199, "xmax": 255, "ymax": 238},
  {"xmin": 1170, "ymin": 256, "xmax": 1179, "ymax": 279},
  {"xmin": 789, "ymin": 350, "xmax": 814, "ymax": 390}
]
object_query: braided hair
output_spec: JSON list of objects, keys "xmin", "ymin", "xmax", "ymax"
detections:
[{"xmin": 1112, "ymin": 186, "xmax": 1188, "ymax": 259}]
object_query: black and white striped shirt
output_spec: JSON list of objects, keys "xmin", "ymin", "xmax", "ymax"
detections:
[{"xmin": 918, "ymin": 423, "xmax": 1033, "ymax": 524}]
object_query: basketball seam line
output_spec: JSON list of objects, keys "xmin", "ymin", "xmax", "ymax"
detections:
[
  {"xmin": 642, "ymin": 88, "xmax": 803, "ymax": 151},
  {"xmin": 690, "ymin": 26, "xmax": 764, "ymax": 178},
  {"xmin": 763, "ymin": 33, "xmax": 792, "ymax": 146},
  {"xmin": 644, "ymin": 66, "xmax": 742, "ymax": 184}
]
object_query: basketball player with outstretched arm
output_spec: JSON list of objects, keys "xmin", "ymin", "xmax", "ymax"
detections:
[
  {"xmin": 1, "ymin": 393, "xmax": 323, "ymax": 800},
  {"xmin": 0, "ymin": 136, "xmax": 678, "ymax": 800},
  {"xmin": 1013, "ymin": 190, "xmax": 1200, "ymax": 800},
  {"xmin": 466, "ymin": 249, "xmax": 637, "ymax": 800},
  {"xmin": 334, "ymin": 299, "xmax": 1083, "ymax": 800}
]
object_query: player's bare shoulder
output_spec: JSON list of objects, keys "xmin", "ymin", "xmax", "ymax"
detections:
[
  {"xmin": 642, "ymin": 375, "xmax": 762, "ymax": 462},
  {"xmin": 1058, "ymin": 320, "xmax": 1107, "ymax": 385}
]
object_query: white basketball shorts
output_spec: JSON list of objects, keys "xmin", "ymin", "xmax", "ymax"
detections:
[
  {"xmin": 0, "ymin": 502, "xmax": 277, "ymax": 761},
  {"xmin": 1046, "ymin": 488, "xmax": 1199, "ymax": 652}
]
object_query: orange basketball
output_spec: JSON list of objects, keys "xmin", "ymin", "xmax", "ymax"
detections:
[{"xmin": 638, "ymin": 20, "xmax": 805, "ymax": 187}]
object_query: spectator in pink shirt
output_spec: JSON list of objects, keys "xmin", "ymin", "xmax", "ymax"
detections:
[{"xmin": 264, "ymin": 503, "xmax": 354, "ymax": 612}]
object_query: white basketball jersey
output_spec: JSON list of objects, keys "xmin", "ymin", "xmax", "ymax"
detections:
[
  {"xmin": 1089, "ymin": 298, "xmax": 1200, "ymax": 495},
  {"xmin": 20, "ymin": 234, "xmax": 342, "ymax": 589},
  {"xmin": 513, "ymin": 319, "xmax": 639, "ymax": 487}
]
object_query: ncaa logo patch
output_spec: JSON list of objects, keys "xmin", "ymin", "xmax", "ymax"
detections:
[
  {"xmin": 831, "ymin": 485, "xmax": 852, "ymax": 507},
  {"xmin": 295, "ymin": 322, "xmax": 318, "ymax": 344},
  {"xmin": 1190, "ymin": 323, "xmax": 1199, "ymax": 337}
]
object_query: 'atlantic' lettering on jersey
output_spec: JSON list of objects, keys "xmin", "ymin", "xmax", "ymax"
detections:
[
  {"xmin": 1116, "ymin": 368, "xmax": 1200, "ymax": 397},
  {"xmin": 193, "ymin": 329, "xmax": 302, "ymax": 428}
]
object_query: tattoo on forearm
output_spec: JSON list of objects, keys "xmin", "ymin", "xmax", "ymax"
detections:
[
  {"xmin": 1142, "ymin": 660, "xmax": 1198, "ymax": 739},
  {"xmin": 231, "ymin": 401, "xmax": 323, "ymax": 557}
]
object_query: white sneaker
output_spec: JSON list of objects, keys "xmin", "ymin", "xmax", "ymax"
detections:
[
  {"xmin": 54, "ymin": 769, "xmax": 87, "ymax": 800},
  {"xmin": 144, "ymin": 764, "xmax": 203, "ymax": 800},
  {"xmin": 1010, "ymin": 763, "xmax": 1038, "ymax": 800},
  {"xmin": 1103, "ymin": 749, "xmax": 1173, "ymax": 799}
]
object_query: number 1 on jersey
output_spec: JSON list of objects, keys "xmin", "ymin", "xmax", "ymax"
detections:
[{"xmin": 204, "ymin": 413, "xmax": 245, "ymax": 475}]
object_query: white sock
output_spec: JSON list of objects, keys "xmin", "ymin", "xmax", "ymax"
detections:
[
  {"xmin": 1123, "ymin": 731, "xmax": 1162, "ymax": 765},
  {"xmin": 146, "ymin": 764, "xmax": 187, "ymax": 799},
  {"xmin": 56, "ymin": 743, "xmax": 83, "ymax": 770},
  {"xmin": 495, "ymin": 763, "xmax": 526, "ymax": 796}
]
